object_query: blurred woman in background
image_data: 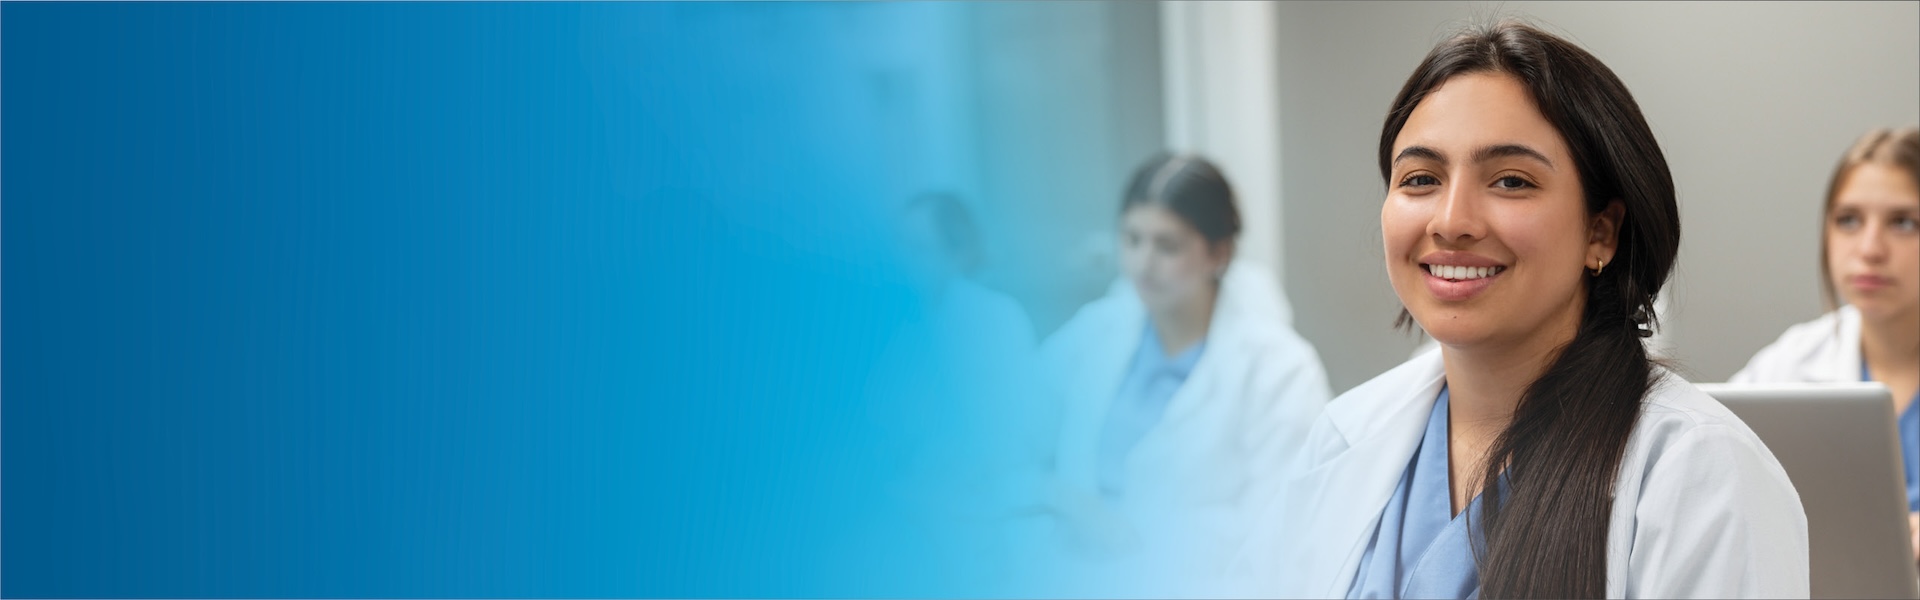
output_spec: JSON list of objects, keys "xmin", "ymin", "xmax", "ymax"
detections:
[
  {"xmin": 1732, "ymin": 127, "xmax": 1920, "ymax": 559},
  {"xmin": 1039, "ymin": 154, "xmax": 1331, "ymax": 577}
]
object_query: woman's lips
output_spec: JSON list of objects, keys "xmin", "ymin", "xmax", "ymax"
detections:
[
  {"xmin": 1848, "ymin": 274, "xmax": 1894, "ymax": 292},
  {"xmin": 1422, "ymin": 263, "xmax": 1506, "ymax": 301}
]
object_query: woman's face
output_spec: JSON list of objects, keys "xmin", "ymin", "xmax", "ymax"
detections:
[
  {"xmin": 1827, "ymin": 162, "xmax": 1920, "ymax": 322},
  {"xmin": 1382, "ymin": 72, "xmax": 1620, "ymax": 351},
  {"xmin": 1121, "ymin": 204, "xmax": 1228, "ymax": 314}
]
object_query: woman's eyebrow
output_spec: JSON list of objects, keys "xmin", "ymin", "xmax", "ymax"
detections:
[
  {"xmin": 1393, "ymin": 144, "xmax": 1556, "ymax": 171},
  {"xmin": 1834, "ymin": 198, "xmax": 1920, "ymax": 212},
  {"xmin": 1474, "ymin": 144, "xmax": 1555, "ymax": 170},
  {"xmin": 1392, "ymin": 145, "xmax": 1445, "ymax": 168}
]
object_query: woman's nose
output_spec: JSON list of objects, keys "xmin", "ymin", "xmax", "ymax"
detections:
[
  {"xmin": 1855, "ymin": 221, "xmax": 1890, "ymax": 263},
  {"xmin": 1429, "ymin": 183, "xmax": 1487, "ymax": 244}
]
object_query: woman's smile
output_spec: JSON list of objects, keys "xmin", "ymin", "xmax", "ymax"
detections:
[{"xmin": 1420, "ymin": 251, "xmax": 1509, "ymax": 301}]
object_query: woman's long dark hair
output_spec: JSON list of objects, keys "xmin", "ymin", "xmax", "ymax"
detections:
[{"xmin": 1378, "ymin": 21, "xmax": 1681, "ymax": 598}]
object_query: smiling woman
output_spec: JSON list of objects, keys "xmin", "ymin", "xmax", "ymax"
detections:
[{"xmin": 1233, "ymin": 20, "xmax": 1809, "ymax": 600}]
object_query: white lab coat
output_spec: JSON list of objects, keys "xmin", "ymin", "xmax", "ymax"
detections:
[
  {"xmin": 1037, "ymin": 261, "xmax": 1332, "ymax": 576},
  {"xmin": 1229, "ymin": 348, "xmax": 1810, "ymax": 599},
  {"xmin": 1730, "ymin": 305, "xmax": 1860, "ymax": 384}
]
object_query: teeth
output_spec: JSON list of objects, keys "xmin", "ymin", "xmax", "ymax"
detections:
[{"xmin": 1427, "ymin": 264, "xmax": 1501, "ymax": 280}]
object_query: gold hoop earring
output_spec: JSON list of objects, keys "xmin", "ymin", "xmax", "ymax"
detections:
[{"xmin": 1590, "ymin": 258, "xmax": 1606, "ymax": 276}]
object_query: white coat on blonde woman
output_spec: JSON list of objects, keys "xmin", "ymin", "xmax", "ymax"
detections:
[
  {"xmin": 1229, "ymin": 348, "xmax": 1810, "ymax": 599},
  {"xmin": 1729, "ymin": 305, "xmax": 1862, "ymax": 384},
  {"xmin": 1038, "ymin": 260, "xmax": 1331, "ymax": 575}
]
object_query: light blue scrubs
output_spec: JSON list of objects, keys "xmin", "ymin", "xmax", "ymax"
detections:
[
  {"xmin": 1863, "ymin": 363, "xmax": 1920, "ymax": 512},
  {"xmin": 1348, "ymin": 387, "xmax": 1487, "ymax": 599},
  {"xmin": 1095, "ymin": 321, "xmax": 1204, "ymax": 497}
]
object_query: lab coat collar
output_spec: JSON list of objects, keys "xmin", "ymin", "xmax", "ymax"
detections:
[
  {"xmin": 1324, "ymin": 346, "xmax": 1447, "ymax": 448},
  {"xmin": 1276, "ymin": 348, "xmax": 1447, "ymax": 597},
  {"xmin": 1156, "ymin": 262, "xmax": 1293, "ymax": 430},
  {"xmin": 1059, "ymin": 260, "xmax": 1298, "ymax": 496},
  {"xmin": 1815, "ymin": 305, "xmax": 1863, "ymax": 382},
  {"xmin": 1099, "ymin": 260, "xmax": 1293, "ymax": 344}
]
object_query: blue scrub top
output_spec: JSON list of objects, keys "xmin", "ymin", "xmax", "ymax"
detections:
[
  {"xmin": 1348, "ymin": 387, "xmax": 1486, "ymax": 599},
  {"xmin": 1862, "ymin": 363, "xmax": 1920, "ymax": 512},
  {"xmin": 1095, "ymin": 320, "xmax": 1204, "ymax": 497}
]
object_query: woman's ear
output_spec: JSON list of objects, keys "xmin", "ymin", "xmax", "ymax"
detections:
[
  {"xmin": 1590, "ymin": 200, "xmax": 1626, "ymax": 259},
  {"xmin": 1209, "ymin": 239, "xmax": 1238, "ymax": 276}
]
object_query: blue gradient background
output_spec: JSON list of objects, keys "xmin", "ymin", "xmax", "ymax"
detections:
[{"xmin": 3, "ymin": 3, "xmax": 1030, "ymax": 597}]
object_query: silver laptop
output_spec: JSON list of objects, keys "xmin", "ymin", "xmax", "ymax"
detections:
[{"xmin": 1698, "ymin": 382, "xmax": 1920, "ymax": 600}]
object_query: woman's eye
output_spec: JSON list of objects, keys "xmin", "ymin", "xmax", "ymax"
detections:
[
  {"xmin": 1833, "ymin": 214, "xmax": 1861, "ymax": 230},
  {"xmin": 1892, "ymin": 215, "xmax": 1918, "ymax": 233},
  {"xmin": 1399, "ymin": 174, "xmax": 1439, "ymax": 188},
  {"xmin": 1493, "ymin": 176, "xmax": 1533, "ymax": 191}
]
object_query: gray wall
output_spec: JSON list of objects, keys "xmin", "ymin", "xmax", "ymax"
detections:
[{"xmin": 1276, "ymin": 1, "xmax": 1920, "ymax": 392}]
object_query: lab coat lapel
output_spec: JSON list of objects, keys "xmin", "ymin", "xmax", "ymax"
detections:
[
  {"xmin": 1056, "ymin": 291, "xmax": 1147, "ymax": 489},
  {"xmin": 1146, "ymin": 286, "xmax": 1249, "ymax": 441},
  {"xmin": 1291, "ymin": 354, "xmax": 1447, "ymax": 597},
  {"xmin": 1813, "ymin": 305, "xmax": 1863, "ymax": 382},
  {"xmin": 1111, "ymin": 265, "xmax": 1255, "ymax": 474},
  {"xmin": 1144, "ymin": 261, "xmax": 1278, "ymax": 436}
]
